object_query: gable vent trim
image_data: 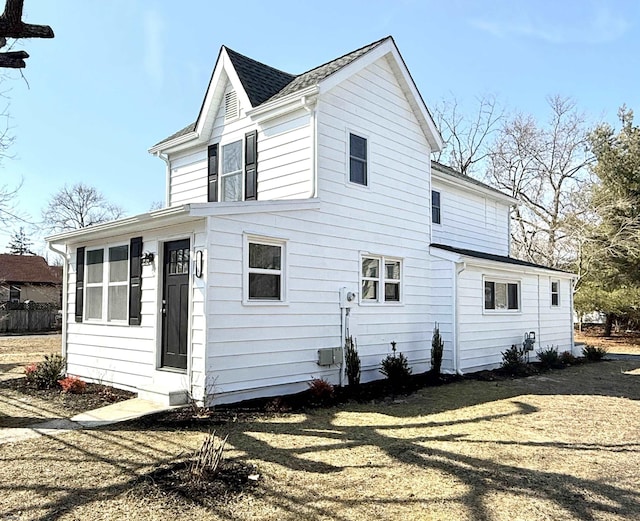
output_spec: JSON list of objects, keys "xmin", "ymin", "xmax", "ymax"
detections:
[{"xmin": 225, "ymin": 91, "xmax": 239, "ymax": 121}]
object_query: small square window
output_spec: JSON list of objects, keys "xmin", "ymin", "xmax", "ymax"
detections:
[
  {"xmin": 349, "ymin": 133, "xmax": 367, "ymax": 186},
  {"xmin": 361, "ymin": 255, "xmax": 401, "ymax": 303},
  {"xmin": 247, "ymin": 240, "xmax": 284, "ymax": 301}
]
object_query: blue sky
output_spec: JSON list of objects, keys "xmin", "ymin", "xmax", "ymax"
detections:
[{"xmin": 2, "ymin": 0, "xmax": 640, "ymax": 254}]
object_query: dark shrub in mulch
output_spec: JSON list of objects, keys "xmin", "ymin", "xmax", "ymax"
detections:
[{"xmin": 142, "ymin": 459, "xmax": 259, "ymax": 507}]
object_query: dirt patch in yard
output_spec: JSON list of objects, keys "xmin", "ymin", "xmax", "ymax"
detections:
[
  {"xmin": 575, "ymin": 325, "xmax": 640, "ymax": 354},
  {"xmin": 0, "ymin": 333, "xmax": 60, "ymax": 379}
]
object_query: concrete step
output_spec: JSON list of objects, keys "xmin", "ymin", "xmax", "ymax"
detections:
[{"xmin": 137, "ymin": 385, "xmax": 189, "ymax": 407}]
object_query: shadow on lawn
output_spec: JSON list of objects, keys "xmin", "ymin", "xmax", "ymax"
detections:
[{"xmin": 1, "ymin": 361, "xmax": 639, "ymax": 520}]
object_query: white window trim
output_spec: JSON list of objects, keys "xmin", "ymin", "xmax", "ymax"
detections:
[
  {"xmin": 550, "ymin": 279, "xmax": 560, "ymax": 307},
  {"xmin": 359, "ymin": 254, "xmax": 403, "ymax": 305},
  {"xmin": 242, "ymin": 234, "xmax": 288, "ymax": 306},
  {"xmin": 483, "ymin": 277, "xmax": 521, "ymax": 314},
  {"xmin": 345, "ymin": 128, "xmax": 370, "ymax": 190},
  {"xmin": 84, "ymin": 242, "xmax": 129, "ymax": 324}
]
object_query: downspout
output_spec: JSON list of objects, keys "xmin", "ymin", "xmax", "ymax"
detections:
[
  {"xmin": 155, "ymin": 151, "xmax": 171, "ymax": 207},
  {"xmin": 537, "ymin": 275, "xmax": 541, "ymax": 349},
  {"xmin": 301, "ymin": 96, "xmax": 317, "ymax": 198},
  {"xmin": 570, "ymin": 278, "xmax": 576, "ymax": 354},
  {"xmin": 48, "ymin": 242, "xmax": 69, "ymax": 362},
  {"xmin": 453, "ymin": 261, "xmax": 466, "ymax": 375}
]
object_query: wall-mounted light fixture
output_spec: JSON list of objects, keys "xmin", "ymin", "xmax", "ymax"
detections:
[
  {"xmin": 195, "ymin": 250, "xmax": 204, "ymax": 278},
  {"xmin": 141, "ymin": 251, "xmax": 155, "ymax": 266}
]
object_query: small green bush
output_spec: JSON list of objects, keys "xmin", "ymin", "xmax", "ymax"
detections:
[
  {"xmin": 24, "ymin": 354, "xmax": 66, "ymax": 389},
  {"xmin": 431, "ymin": 323, "xmax": 444, "ymax": 376},
  {"xmin": 501, "ymin": 344, "xmax": 528, "ymax": 375},
  {"xmin": 380, "ymin": 341, "xmax": 412, "ymax": 393},
  {"xmin": 536, "ymin": 346, "xmax": 561, "ymax": 370},
  {"xmin": 345, "ymin": 336, "xmax": 361, "ymax": 388},
  {"xmin": 582, "ymin": 345, "xmax": 608, "ymax": 361}
]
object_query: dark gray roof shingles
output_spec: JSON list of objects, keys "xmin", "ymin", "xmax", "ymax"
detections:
[
  {"xmin": 153, "ymin": 37, "xmax": 391, "ymax": 148},
  {"xmin": 430, "ymin": 243, "xmax": 571, "ymax": 273},
  {"xmin": 431, "ymin": 161, "xmax": 515, "ymax": 201}
]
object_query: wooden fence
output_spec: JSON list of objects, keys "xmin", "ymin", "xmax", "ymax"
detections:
[{"xmin": 0, "ymin": 310, "xmax": 60, "ymax": 333}]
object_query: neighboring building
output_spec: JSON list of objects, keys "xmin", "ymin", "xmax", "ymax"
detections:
[
  {"xmin": 0, "ymin": 254, "xmax": 62, "ymax": 306},
  {"xmin": 47, "ymin": 36, "xmax": 575, "ymax": 406}
]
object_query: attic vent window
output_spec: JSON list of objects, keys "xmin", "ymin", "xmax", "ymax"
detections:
[{"xmin": 225, "ymin": 91, "xmax": 239, "ymax": 121}]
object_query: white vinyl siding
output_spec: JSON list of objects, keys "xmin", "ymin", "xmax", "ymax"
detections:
[{"xmin": 431, "ymin": 180, "xmax": 511, "ymax": 256}]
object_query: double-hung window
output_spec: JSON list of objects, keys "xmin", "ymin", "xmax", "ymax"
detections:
[
  {"xmin": 349, "ymin": 133, "xmax": 367, "ymax": 186},
  {"xmin": 85, "ymin": 245, "xmax": 129, "ymax": 322},
  {"xmin": 484, "ymin": 279, "xmax": 519, "ymax": 311},
  {"xmin": 361, "ymin": 255, "xmax": 402, "ymax": 303},
  {"xmin": 551, "ymin": 280, "xmax": 560, "ymax": 307},
  {"xmin": 208, "ymin": 130, "xmax": 259, "ymax": 203},
  {"xmin": 221, "ymin": 140, "xmax": 243, "ymax": 202},
  {"xmin": 247, "ymin": 239, "xmax": 284, "ymax": 302}
]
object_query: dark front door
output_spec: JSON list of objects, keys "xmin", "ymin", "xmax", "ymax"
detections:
[{"xmin": 161, "ymin": 239, "xmax": 190, "ymax": 370}]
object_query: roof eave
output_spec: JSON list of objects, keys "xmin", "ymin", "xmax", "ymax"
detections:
[
  {"xmin": 431, "ymin": 168, "xmax": 518, "ymax": 206},
  {"xmin": 148, "ymin": 130, "xmax": 199, "ymax": 155},
  {"xmin": 246, "ymin": 85, "xmax": 319, "ymax": 122}
]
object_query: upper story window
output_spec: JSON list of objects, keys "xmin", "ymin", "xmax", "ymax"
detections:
[
  {"xmin": 246, "ymin": 237, "xmax": 286, "ymax": 303},
  {"xmin": 85, "ymin": 244, "xmax": 129, "ymax": 322},
  {"xmin": 551, "ymin": 280, "xmax": 560, "ymax": 307},
  {"xmin": 361, "ymin": 255, "xmax": 402, "ymax": 303},
  {"xmin": 484, "ymin": 279, "xmax": 519, "ymax": 312},
  {"xmin": 349, "ymin": 133, "xmax": 367, "ymax": 186},
  {"xmin": 432, "ymin": 190, "xmax": 441, "ymax": 224},
  {"xmin": 208, "ymin": 130, "xmax": 258, "ymax": 203},
  {"xmin": 221, "ymin": 140, "xmax": 243, "ymax": 201}
]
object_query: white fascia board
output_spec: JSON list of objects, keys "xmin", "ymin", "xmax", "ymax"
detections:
[
  {"xmin": 317, "ymin": 39, "xmax": 443, "ymax": 153},
  {"xmin": 246, "ymin": 86, "xmax": 319, "ymax": 123},
  {"xmin": 188, "ymin": 198, "xmax": 322, "ymax": 217},
  {"xmin": 194, "ymin": 50, "xmax": 226, "ymax": 138},
  {"xmin": 148, "ymin": 131, "xmax": 198, "ymax": 155},
  {"xmin": 45, "ymin": 205, "xmax": 197, "ymax": 245},
  {"xmin": 219, "ymin": 49, "xmax": 253, "ymax": 110},
  {"xmin": 432, "ymin": 169, "xmax": 519, "ymax": 206}
]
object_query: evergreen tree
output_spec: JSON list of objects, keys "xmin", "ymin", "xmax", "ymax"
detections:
[{"xmin": 7, "ymin": 226, "xmax": 33, "ymax": 255}]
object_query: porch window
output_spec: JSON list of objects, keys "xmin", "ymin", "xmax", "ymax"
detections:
[
  {"xmin": 247, "ymin": 239, "xmax": 284, "ymax": 301},
  {"xmin": 85, "ymin": 245, "xmax": 129, "ymax": 322},
  {"xmin": 484, "ymin": 279, "xmax": 519, "ymax": 311},
  {"xmin": 361, "ymin": 255, "xmax": 402, "ymax": 303}
]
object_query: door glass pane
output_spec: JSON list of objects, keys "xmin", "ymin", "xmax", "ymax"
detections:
[
  {"xmin": 108, "ymin": 286, "xmax": 127, "ymax": 321},
  {"xmin": 249, "ymin": 243, "xmax": 281, "ymax": 270},
  {"xmin": 109, "ymin": 246, "xmax": 128, "ymax": 282},
  {"xmin": 181, "ymin": 249, "xmax": 190, "ymax": 274},
  {"xmin": 249, "ymin": 273, "xmax": 280, "ymax": 299},
  {"xmin": 86, "ymin": 250, "xmax": 104, "ymax": 283},
  {"xmin": 86, "ymin": 287, "xmax": 103, "ymax": 319}
]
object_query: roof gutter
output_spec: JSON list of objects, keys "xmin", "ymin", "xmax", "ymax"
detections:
[
  {"xmin": 246, "ymin": 86, "xmax": 319, "ymax": 123},
  {"xmin": 47, "ymin": 242, "xmax": 69, "ymax": 363}
]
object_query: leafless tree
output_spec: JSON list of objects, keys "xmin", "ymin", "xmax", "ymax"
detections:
[
  {"xmin": 433, "ymin": 93, "xmax": 504, "ymax": 176},
  {"xmin": 485, "ymin": 95, "xmax": 594, "ymax": 268},
  {"xmin": 0, "ymin": 0, "xmax": 53, "ymax": 68},
  {"xmin": 42, "ymin": 183, "xmax": 125, "ymax": 233}
]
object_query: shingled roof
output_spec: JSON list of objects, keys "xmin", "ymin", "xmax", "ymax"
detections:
[
  {"xmin": 153, "ymin": 37, "xmax": 392, "ymax": 148},
  {"xmin": 431, "ymin": 161, "xmax": 516, "ymax": 202},
  {"xmin": 0, "ymin": 254, "xmax": 62, "ymax": 284}
]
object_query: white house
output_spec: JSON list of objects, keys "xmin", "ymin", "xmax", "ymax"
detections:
[{"xmin": 47, "ymin": 36, "xmax": 575, "ymax": 405}]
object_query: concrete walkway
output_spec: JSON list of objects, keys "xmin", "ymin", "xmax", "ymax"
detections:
[{"xmin": 0, "ymin": 398, "xmax": 179, "ymax": 445}]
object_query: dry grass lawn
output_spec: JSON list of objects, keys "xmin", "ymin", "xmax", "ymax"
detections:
[
  {"xmin": 0, "ymin": 335, "xmax": 639, "ymax": 520},
  {"xmin": 0, "ymin": 334, "xmax": 60, "ymax": 379},
  {"xmin": 575, "ymin": 326, "xmax": 640, "ymax": 355}
]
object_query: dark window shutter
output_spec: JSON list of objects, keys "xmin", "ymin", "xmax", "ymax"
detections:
[
  {"xmin": 207, "ymin": 144, "xmax": 219, "ymax": 202},
  {"xmin": 244, "ymin": 130, "xmax": 258, "ymax": 201},
  {"xmin": 129, "ymin": 237, "xmax": 143, "ymax": 326},
  {"xmin": 75, "ymin": 247, "xmax": 85, "ymax": 322}
]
